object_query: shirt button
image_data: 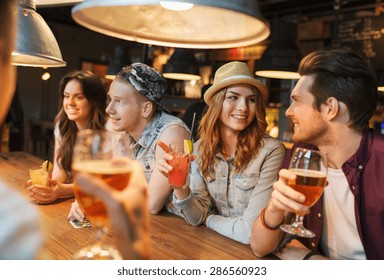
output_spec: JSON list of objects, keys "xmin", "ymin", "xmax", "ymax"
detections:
[
  {"xmin": 317, "ymin": 213, "xmax": 321, "ymax": 218},
  {"xmin": 311, "ymin": 243, "xmax": 316, "ymax": 248},
  {"xmin": 242, "ymin": 181, "xmax": 247, "ymax": 186},
  {"xmin": 352, "ymin": 185, "xmax": 356, "ymax": 190},
  {"xmin": 358, "ymin": 165, "xmax": 363, "ymax": 170}
]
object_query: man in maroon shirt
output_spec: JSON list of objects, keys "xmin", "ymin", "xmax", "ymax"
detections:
[{"xmin": 250, "ymin": 49, "xmax": 384, "ymax": 260}]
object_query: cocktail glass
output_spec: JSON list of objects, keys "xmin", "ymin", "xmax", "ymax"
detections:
[
  {"xmin": 167, "ymin": 143, "xmax": 190, "ymax": 189},
  {"xmin": 29, "ymin": 167, "xmax": 49, "ymax": 186}
]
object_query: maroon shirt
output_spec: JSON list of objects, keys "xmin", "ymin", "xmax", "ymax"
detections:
[{"xmin": 283, "ymin": 130, "xmax": 384, "ymax": 259}]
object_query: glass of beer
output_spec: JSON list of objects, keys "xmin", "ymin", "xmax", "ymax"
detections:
[
  {"xmin": 72, "ymin": 129, "xmax": 132, "ymax": 259},
  {"xmin": 280, "ymin": 147, "xmax": 327, "ymax": 238}
]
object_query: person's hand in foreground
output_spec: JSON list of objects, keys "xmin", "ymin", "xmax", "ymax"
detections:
[
  {"xmin": 67, "ymin": 200, "xmax": 85, "ymax": 221},
  {"xmin": 75, "ymin": 160, "xmax": 151, "ymax": 260}
]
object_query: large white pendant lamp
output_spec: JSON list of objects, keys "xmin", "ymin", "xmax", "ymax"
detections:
[{"xmin": 71, "ymin": 0, "xmax": 270, "ymax": 49}]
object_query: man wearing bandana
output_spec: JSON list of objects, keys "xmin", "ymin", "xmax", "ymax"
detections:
[{"xmin": 69, "ymin": 63, "xmax": 190, "ymax": 217}]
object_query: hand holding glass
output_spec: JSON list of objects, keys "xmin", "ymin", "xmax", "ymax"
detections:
[
  {"xmin": 280, "ymin": 147, "xmax": 327, "ymax": 238},
  {"xmin": 72, "ymin": 129, "xmax": 132, "ymax": 259}
]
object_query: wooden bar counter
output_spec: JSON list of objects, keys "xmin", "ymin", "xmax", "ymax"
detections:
[{"xmin": 0, "ymin": 152, "xmax": 273, "ymax": 260}]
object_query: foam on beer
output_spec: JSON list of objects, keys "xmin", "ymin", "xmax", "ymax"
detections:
[
  {"xmin": 72, "ymin": 158, "xmax": 131, "ymax": 174},
  {"xmin": 290, "ymin": 169, "xmax": 327, "ymax": 178}
]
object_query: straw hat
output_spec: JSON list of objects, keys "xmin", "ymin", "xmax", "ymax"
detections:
[{"xmin": 204, "ymin": 61, "xmax": 268, "ymax": 105}]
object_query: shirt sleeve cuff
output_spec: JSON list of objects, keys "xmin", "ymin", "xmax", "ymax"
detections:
[{"xmin": 172, "ymin": 188, "xmax": 193, "ymax": 209}]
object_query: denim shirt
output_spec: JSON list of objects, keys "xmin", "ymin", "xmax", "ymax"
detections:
[
  {"xmin": 130, "ymin": 110, "xmax": 190, "ymax": 182},
  {"xmin": 286, "ymin": 130, "xmax": 384, "ymax": 259},
  {"xmin": 173, "ymin": 135, "xmax": 286, "ymax": 244}
]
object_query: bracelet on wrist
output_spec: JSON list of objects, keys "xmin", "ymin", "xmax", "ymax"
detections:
[
  {"xmin": 260, "ymin": 207, "xmax": 284, "ymax": 231},
  {"xmin": 303, "ymin": 250, "xmax": 320, "ymax": 260}
]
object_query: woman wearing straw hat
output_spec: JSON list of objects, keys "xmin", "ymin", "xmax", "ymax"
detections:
[{"xmin": 158, "ymin": 61, "xmax": 285, "ymax": 244}]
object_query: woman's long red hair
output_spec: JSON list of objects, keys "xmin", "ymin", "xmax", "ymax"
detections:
[{"xmin": 197, "ymin": 86, "xmax": 268, "ymax": 177}]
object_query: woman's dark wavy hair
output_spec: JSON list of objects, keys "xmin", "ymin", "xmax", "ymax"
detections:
[
  {"xmin": 298, "ymin": 49, "xmax": 378, "ymax": 132},
  {"xmin": 54, "ymin": 70, "xmax": 107, "ymax": 181},
  {"xmin": 198, "ymin": 85, "xmax": 268, "ymax": 177}
]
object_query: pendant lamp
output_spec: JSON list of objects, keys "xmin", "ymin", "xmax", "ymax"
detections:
[
  {"xmin": 71, "ymin": 0, "xmax": 270, "ymax": 49},
  {"xmin": 163, "ymin": 49, "xmax": 201, "ymax": 80},
  {"xmin": 105, "ymin": 45, "xmax": 131, "ymax": 80},
  {"xmin": 378, "ymin": 70, "xmax": 384, "ymax": 92},
  {"xmin": 255, "ymin": 20, "xmax": 301, "ymax": 79},
  {"xmin": 12, "ymin": 0, "xmax": 66, "ymax": 67},
  {"xmin": 35, "ymin": 0, "xmax": 82, "ymax": 7}
]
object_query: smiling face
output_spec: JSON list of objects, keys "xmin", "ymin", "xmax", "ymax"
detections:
[
  {"xmin": 106, "ymin": 80, "xmax": 143, "ymax": 134},
  {"xmin": 285, "ymin": 75, "xmax": 329, "ymax": 145},
  {"xmin": 218, "ymin": 84, "xmax": 257, "ymax": 136},
  {"xmin": 62, "ymin": 79, "xmax": 92, "ymax": 129}
]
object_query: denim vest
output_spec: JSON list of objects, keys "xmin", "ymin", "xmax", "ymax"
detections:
[{"xmin": 130, "ymin": 111, "xmax": 190, "ymax": 182}]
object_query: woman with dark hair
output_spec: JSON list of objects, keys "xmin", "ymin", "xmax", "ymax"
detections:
[
  {"xmin": 159, "ymin": 61, "xmax": 285, "ymax": 244},
  {"xmin": 28, "ymin": 70, "xmax": 107, "ymax": 204}
]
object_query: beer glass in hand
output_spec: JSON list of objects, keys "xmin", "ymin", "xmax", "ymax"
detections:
[
  {"xmin": 280, "ymin": 147, "xmax": 327, "ymax": 238},
  {"xmin": 72, "ymin": 129, "xmax": 132, "ymax": 259}
]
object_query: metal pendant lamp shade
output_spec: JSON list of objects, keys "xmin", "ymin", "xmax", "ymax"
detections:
[
  {"xmin": 255, "ymin": 20, "xmax": 301, "ymax": 79},
  {"xmin": 12, "ymin": 0, "xmax": 66, "ymax": 67},
  {"xmin": 35, "ymin": 0, "xmax": 82, "ymax": 7},
  {"xmin": 105, "ymin": 45, "xmax": 131, "ymax": 80},
  {"xmin": 163, "ymin": 49, "xmax": 201, "ymax": 80},
  {"xmin": 71, "ymin": 0, "xmax": 270, "ymax": 49}
]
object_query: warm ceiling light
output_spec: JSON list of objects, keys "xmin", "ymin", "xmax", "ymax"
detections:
[
  {"xmin": 71, "ymin": 0, "xmax": 270, "ymax": 49},
  {"xmin": 256, "ymin": 70, "xmax": 300, "ymax": 80},
  {"xmin": 35, "ymin": 0, "xmax": 82, "ymax": 7},
  {"xmin": 159, "ymin": 1, "xmax": 193, "ymax": 11},
  {"xmin": 378, "ymin": 86, "xmax": 384, "ymax": 92},
  {"xmin": 163, "ymin": 48, "xmax": 201, "ymax": 80},
  {"xmin": 41, "ymin": 70, "xmax": 51, "ymax": 80},
  {"xmin": 12, "ymin": 0, "xmax": 66, "ymax": 67},
  {"xmin": 255, "ymin": 20, "xmax": 301, "ymax": 80}
]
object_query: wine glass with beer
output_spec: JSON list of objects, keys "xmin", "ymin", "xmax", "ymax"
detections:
[
  {"xmin": 280, "ymin": 147, "xmax": 327, "ymax": 238},
  {"xmin": 72, "ymin": 129, "xmax": 132, "ymax": 259}
]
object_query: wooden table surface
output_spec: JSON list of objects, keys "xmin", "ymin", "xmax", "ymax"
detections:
[{"xmin": 0, "ymin": 152, "xmax": 273, "ymax": 260}]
